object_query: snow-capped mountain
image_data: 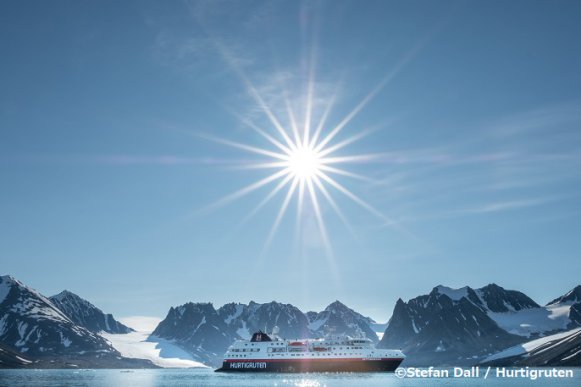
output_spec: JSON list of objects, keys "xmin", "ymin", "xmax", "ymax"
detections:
[
  {"xmin": 378, "ymin": 284, "xmax": 524, "ymax": 365},
  {"xmin": 307, "ymin": 301, "xmax": 379, "ymax": 343},
  {"xmin": 153, "ymin": 299, "xmax": 380, "ymax": 366},
  {"xmin": 0, "ymin": 275, "xmax": 153, "ymax": 368},
  {"xmin": 378, "ymin": 283, "xmax": 581, "ymax": 366},
  {"xmin": 218, "ymin": 301, "xmax": 311, "ymax": 340},
  {"xmin": 0, "ymin": 275, "xmax": 114, "ymax": 357},
  {"xmin": 49, "ymin": 290, "xmax": 133, "ymax": 334},
  {"xmin": 152, "ymin": 302, "xmax": 235, "ymax": 366},
  {"xmin": 472, "ymin": 283, "xmax": 540, "ymax": 312}
]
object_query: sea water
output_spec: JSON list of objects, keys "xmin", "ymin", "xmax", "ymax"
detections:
[{"xmin": 0, "ymin": 368, "xmax": 579, "ymax": 387}]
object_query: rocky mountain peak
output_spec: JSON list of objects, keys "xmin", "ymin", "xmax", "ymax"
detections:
[
  {"xmin": 547, "ymin": 285, "xmax": 581, "ymax": 306},
  {"xmin": 49, "ymin": 290, "xmax": 133, "ymax": 334},
  {"xmin": 476, "ymin": 283, "xmax": 540, "ymax": 312}
]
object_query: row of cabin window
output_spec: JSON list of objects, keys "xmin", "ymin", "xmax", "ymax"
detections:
[
  {"xmin": 266, "ymin": 346, "xmax": 364, "ymax": 353},
  {"xmin": 285, "ymin": 353, "xmax": 356, "ymax": 356},
  {"xmin": 231, "ymin": 348, "xmax": 260, "ymax": 353},
  {"xmin": 245, "ymin": 342, "xmax": 284, "ymax": 346}
]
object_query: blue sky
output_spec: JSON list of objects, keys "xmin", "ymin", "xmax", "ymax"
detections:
[{"xmin": 1, "ymin": 0, "xmax": 580, "ymax": 322}]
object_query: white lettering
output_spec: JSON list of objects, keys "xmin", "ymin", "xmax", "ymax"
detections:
[{"xmin": 229, "ymin": 362, "xmax": 267, "ymax": 369}]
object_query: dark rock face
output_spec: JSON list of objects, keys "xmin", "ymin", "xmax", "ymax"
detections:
[
  {"xmin": 378, "ymin": 285, "xmax": 526, "ymax": 365},
  {"xmin": 49, "ymin": 290, "xmax": 133, "ymax": 334},
  {"xmin": 308, "ymin": 301, "xmax": 379, "ymax": 343},
  {"xmin": 0, "ymin": 342, "xmax": 32, "ymax": 368},
  {"xmin": 379, "ymin": 298, "xmax": 418, "ymax": 348},
  {"xmin": 221, "ymin": 301, "xmax": 311, "ymax": 340},
  {"xmin": 475, "ymin": 284, "xmax": 540, "ymax": 312},
  {"xmin": 568, "ymin": 303, "xmax": 581, "ymax": 329},
  {"xmin": 152, "ymin": 302, "xmax": 234, "ymax": 366},
  {"xmin": 305, "ymin": 311, "xmax": 318, "ymax": 322}
]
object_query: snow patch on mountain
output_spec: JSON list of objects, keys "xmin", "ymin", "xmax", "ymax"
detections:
[
  {"xmin": 308, "ymin": 315, "xmax": 327, "ymax": 332},
  {"xmin": 223, "ymin": 304, "xmax": 244, "ymax": 324},
  {"xmin": 488, "ymin": 304, "xmax": 571, "ymax": 337},
  {"xmin": 236, "ymin": 321, "xmax": 250, "ymax": 340},
  {"xmin": 436, "ymin": 285, "xmax": 469, "ymax": 301}
]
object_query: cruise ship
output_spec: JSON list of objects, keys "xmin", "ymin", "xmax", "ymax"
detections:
[{"xmin": 215, "ymin": 329, "xmax": 405, "ymax": 372}]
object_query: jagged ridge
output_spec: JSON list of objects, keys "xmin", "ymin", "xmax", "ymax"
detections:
[{"xmin": 49, "ymin": 290, "xmax": 133, "ymax": 334}]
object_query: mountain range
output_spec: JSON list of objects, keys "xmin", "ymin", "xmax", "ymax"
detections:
[
  {"xmin": 0, "ymin": 275, "xmax": 152, "ymax": 368},
  {"xmin": 150, "ymin": 300, "xmax": 378, "ymax": 366},
  {"xmin": 377, "ymin": 283, "xmax": 579, "ymax": 365},
  {"xmin": 1, "ymin": 274, "xmax": 580, "ymax": 368}
]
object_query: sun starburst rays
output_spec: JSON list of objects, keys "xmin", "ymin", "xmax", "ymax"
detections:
[
  {"xmin": 197, "ymin": 87, "xmax": 397, "ymax": 257},
  {"xmin": 190, "ymin": 37, "xmax": 414, "ymax": 257}
]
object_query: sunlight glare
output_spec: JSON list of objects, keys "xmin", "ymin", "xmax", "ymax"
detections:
[{"xmin": 286, "ymin": 145, "xmax": 322, "ymax": 181}]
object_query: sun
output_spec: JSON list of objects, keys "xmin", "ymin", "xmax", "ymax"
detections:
[{"xmin": 286, "ymin": 145, "xmax": 322, "ymax": 181}]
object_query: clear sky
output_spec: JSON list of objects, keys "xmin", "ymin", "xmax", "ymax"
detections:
[{"xmin": 1, "ymin": 0, "xmax": 580, "ymax": 323}]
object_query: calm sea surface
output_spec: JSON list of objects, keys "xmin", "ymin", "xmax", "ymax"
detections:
[{"xmin": 0, "ymin": 368, "xmax": 579, "ymax": 387}]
